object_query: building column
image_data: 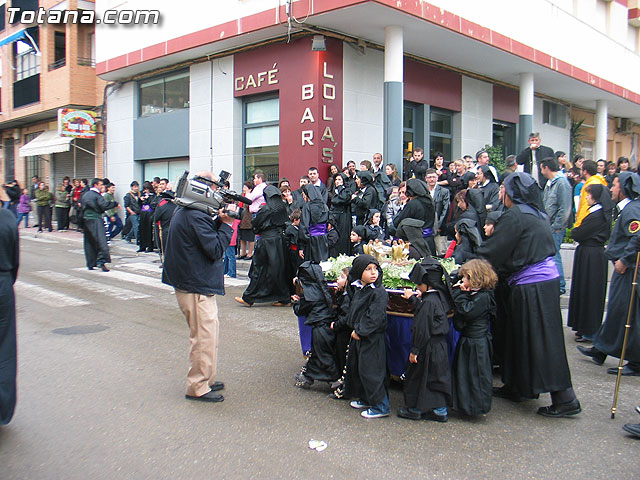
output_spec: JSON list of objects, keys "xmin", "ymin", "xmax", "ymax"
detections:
[
  {"xmin": 518, "ymin": 73, "xmax": 534, "ymax": 152},
  {"xmin": 384, "ymin": 26, "xmax": 403, "ymax": 175},
  {"xmin": 595, "ymin": 100, "xmax": 608, "ymax": 161}
]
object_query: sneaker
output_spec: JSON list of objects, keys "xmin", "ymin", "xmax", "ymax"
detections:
[
  {"xmin": 636, "ymin": 405, "xmax": 640, "ymax": 415},
  {"xmin": 361, "ymin": 408, "xmax": 389, "ymax": 419},
  {"xmin": 349, "ymin": 400, "xmax": 371, "ymax": 409}
]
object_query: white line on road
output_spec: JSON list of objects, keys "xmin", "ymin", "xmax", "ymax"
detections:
[
  {"xmin": 34, "ymin": 271, "xmax": 151, "ymax": 301},
  {"xmin": 72, "ymin": 267, "xmax": 174, "ymax": 292},
  {"xmin": 15, "ymin": 280, "xmax": 91, "ymax": 307},
  {"xmin": 118, "ymin": 262, "xmax": 163, "ymax": 274},
  {"xmin": 225, "ymin": 277, "xmax": 250, "ymax": 287}
]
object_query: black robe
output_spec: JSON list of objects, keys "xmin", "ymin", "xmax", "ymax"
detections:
[
  {"xmin": 343, "ymin": 284, "xmax": 389, "ymax": 405},
  {"xmin": 329, "ymin": 185, "xmax": 353, "ymax": 256},
  {"xmin": 285, "ymin": 223, "xmax": 302, "ymax": 293},
  {"xmin": 567, "ymin": 207, "xmax": 610, "ymax": 336},
  {"xmin": 402, "ymin": 291, "xmax": 452, "ymax": 411},
  {"xmin": 299, "ymin": 187, "xmax": 330, "ymax": 263},
  {"xmin": 242, "ymin": 195, "xmax": 291, "ymax": 305},
  {"xmin": 479, "ymin": 181, "xmax": 501, "ymax": 212},
  {"xmin": 351, "ymin": 186, "xmax": 377, "ymax": 226},
  {"xmin": 293, "ymin": 264, "xmax": 339, "ymax": 382},
  {"xmin": 594, "ymin": 198, "xmax": 640, "ymax": 362},
  {"xmin": 452, "ymin": 289, "xmax": 494, "ymax": 416},
  {"xmin": 393, "ymin": 196, "xmax": 436, "ymax": 254},
  {"xmin": 139, "ymin": 192, "xmax": 156, "ymax": 250},
  {"xmin": 0, "ymin": 209, "xmax": 18, "ymax": 425},
  {"xmin": 476, "ymin": 205, "xmax": 573, "ymax": 397}
]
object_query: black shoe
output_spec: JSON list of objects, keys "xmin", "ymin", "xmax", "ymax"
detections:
[
  {"xmin": 623, "ymin": 423, "xmax": 640, "ymax": 438},
  {"xmin": 537, "ymin": 399, "xmax": 581, "ymax": 418},
  {"xmin": 606, "ymin": 364, "xmax": 640, "ymax": 376},
  {"xmin": 136, "ymin": 248, "xmax": 145, "ymax": 253},
  {"xmin": 493, "ymin": 386, "xmax": 526, "ymax": 402},
  {"xmin": 209, "ymin": 381, "xmax": 224, "ymax": 392},
  {"xmin": 423, "ymin": 410, "xmax": 448, "ymax": 423},
  {"xmin": 294, "ymin": 373, "xmax": 314, "ymax": 389},
  {"xmin": 87, "ymin": 266, "xmax": 95, "ymax": 271},
  {"xmin": 397, "ymin": 407, "xmax": 422, "ymax": 421},
  {"xmin": 185, "ymin": 391, "xmax": 224, "ymax": 403},
  {"xmin": 100, "ymin": 264, "xmax": 110, "ymax": 272},
  {"xmin": 577, "ymin": 345, "xmax": 606, "ymax": 365}
]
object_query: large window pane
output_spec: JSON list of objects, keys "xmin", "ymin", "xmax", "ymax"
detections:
[
  {"xmin": 244, "ymin": 96, "xmax": 279, "ymax": 182},
  {"xmin": 430, "ymin": 111, "xmax": 451, "ymax": 135},
  {"xmin": 246, "ymin": 97, "xmax": 279, "ymax": 124},
  {"xmin": 164, "ymin": 72, "xmax": 189, "ymax": 111},
  {"xmin": 430, "ymin": 136, "xmax": 451, "ymax": 164},
  {"xmin": 403, "ymin": 106, "xmax": 414, "ymax": 129},
  {"xmin": 140, "ymin": 80, "xmax": 163, "ymax": 117}
]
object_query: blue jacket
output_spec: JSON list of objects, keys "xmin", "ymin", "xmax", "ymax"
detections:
[{"xmin": 161, "ymin": 207, "xmax": 233, "ymax": 295}]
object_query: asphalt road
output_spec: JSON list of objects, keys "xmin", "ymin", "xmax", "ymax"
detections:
[{"xmin": 1, "ymin": 229, "xmax": 639, "ymax": 479}]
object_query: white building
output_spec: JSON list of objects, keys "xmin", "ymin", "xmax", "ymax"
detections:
[{"xmin": 95, "ymin": 0, "xmax": 640, "ymax": 194}]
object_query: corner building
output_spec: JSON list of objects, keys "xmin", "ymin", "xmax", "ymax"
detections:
[{"xmin": 95, "ymin": 0, "xmax": 640, "ymax": 194}]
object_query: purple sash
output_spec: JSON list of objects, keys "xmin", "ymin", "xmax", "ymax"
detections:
[
  {"xmin": 309, "ymin": 223, "xmax": 327, "ymax": 237},
  {"xmin": 508, "ymin": 256, "xmax": 559, "ymax": 286},
  {"xmin": 422, "ymin": 227, "xmax": 434, "ymax": 238}
]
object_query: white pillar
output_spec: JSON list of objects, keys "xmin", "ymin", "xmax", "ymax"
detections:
[
  {"xmin": 383, "ymin": 26, "xmax": 404, "ymax": 172},
  {"xmin": 384, "ymin": 26, "xmax": 403, "ymax": 82},
  {"xmin": 595, "ymin": 100, "xmax": 608, "ymax": 161},
  {"xmin": 518, "ymin": 73, "xmax": 534, "ymax": 152}
]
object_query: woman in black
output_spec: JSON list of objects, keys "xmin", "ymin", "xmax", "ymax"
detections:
[
  {"xmin": 329, "ymin": 173, "xmax": 353, "ymax": 256},
  {"xmin": 393, "ymin": 178, "xmax": 436, "ymax": 255},
  {"xmin": 137, "ymin": 181, "xmax": 156, "ymax": 253},
  {"xmin": 568, "ymin": 184, "xmax": 613, "ymax": 342},
  {"xmin": 477, "ymin": 165, "xmax": 501, "ymax": 212},
  {"xmin": 351, "ymin": 171, "xmax": 377, "ymax": 225}
]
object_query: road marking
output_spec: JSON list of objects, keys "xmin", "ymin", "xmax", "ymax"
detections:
[
  {"xmin": 20, "ymin": 235, "xmax": 58, "ymax": 244},
  {"xmin": 15, "ymin": 280, "xmax": 90, "ymax": 306},
  {"xmin": 119, "ymin": 262, "xmax": 162, "ymax": 274},
  {"xmin": 34, "ymin": 271, "xmax": 151, "ymax": 300},
  {"xmin": 71, "ymin": 267, "xmax": 174, "ymax": 292}
]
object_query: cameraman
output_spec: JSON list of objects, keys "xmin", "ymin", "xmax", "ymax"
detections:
[{"xmin": 162, "ymin": 171, "xmax": 236, "ymax": 403}]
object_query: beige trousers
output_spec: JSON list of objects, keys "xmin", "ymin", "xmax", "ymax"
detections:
[{"xmin": 175, "ymin": 290, "xmax": 219, "ymax": 397}]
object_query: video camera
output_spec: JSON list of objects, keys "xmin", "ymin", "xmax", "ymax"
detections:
[{"xmin": 173, "ymin": 170, "xmax": 251, "ymax": 219}]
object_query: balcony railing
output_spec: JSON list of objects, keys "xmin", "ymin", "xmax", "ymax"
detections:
[
  {"xmin": 77, "ymin": 57, "xmax": 96, "ymax": 67},
  {"xmin": 48, "ymin": 58, "xmax": 66, "ymax": 71}
]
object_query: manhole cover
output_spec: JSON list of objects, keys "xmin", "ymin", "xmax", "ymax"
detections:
[{"xmin": 52, "ymin": 324, "xmax": 110, "ymax": 335}]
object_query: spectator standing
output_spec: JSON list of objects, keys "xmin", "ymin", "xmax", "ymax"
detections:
[
  {"xmin": 540, "ymin": 158, "xmax": 572, "ymax": 295},
  {"xmin": 35, "ymin": 182, "xmax": 53, "ymax": 232},
  {"xmin": 574, "ymin": 160, "xmax": 607, "ymax": 227},
  {"xmin": 123, "ymin": 181, "xmax": 141, "ymax": 243},
  {"xmin": 238, "ymin": 181, "xmax": 255, "ymax": 260},
  {"xmin": 407, "ymin": 147, "xmax": 428, "ymax": 181},
  {"xmin": 16, "ymin": 189, "xmax": 31, "ymax": 228},
  {"xmin": 372, "ymin": 153, "xmax": 391, "ymax": 209},
  {"xmin": 54, "ymin": 182, "xmax": 71, "ymax": 230},
  {"xmin": 103, "ymin": 183, "xmax": 123, "ymax": 240},
  {"xmin": 425, "ymin": 169, "xmax": 450, "ymax": 255},
  {"xmin": 515, "ymin": 132, "xmax": 555, "ymax": 188}
]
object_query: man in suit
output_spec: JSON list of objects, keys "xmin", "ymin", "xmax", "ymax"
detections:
[{"xmin": 516, "ymin": 132, "xmax": 555, "ymax": 188}]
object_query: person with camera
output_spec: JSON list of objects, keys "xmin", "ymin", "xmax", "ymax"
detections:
[{"xmin": 162, "ymin": 171, "xmax": 236, "ymax": 403}]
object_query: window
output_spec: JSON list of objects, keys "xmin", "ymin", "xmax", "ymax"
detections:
[
  {"xmin": 3, "ymin": 137, "xmax": 13, "ymax": 182},
  {"xmin": 243, "ymin": 96, "xmax": 279, "ymax": 182},
  {"xmin": 493, "ymin": 121, "xmax": 516, "ymax": 159},
  {"xmin": 48, "ymin": 31, "xmax": 65, "ymax": 70},
  {"xmin": 543, "ymin": 100, "xmax": 568, "ymax": 128},
  {"xmin": 139, "ymin": 71, "xmax": 189, "ymax": 117},
  {"xmin": 403, "ymin": 104, "xmax": 416, "ymax": 176},
  {"xmin": 581, "ymin": 140, "xmax": 594, "ymax": 161},
  {"xmin": 24, "ymin": 131, "xmax": 42, "ymax": 180},
  {"xmin": 429, "ymin": 108, "xmax": 453, "ymax": 164},
  {"xmin": 14, "ymin": 27, "xmax": 39, "ymax": 80},
  {"xmin": 142, "ymin": 158, "xmax": 189, "ymax": 185},
  {"xmin": 0, "ymin": 2, "xmax": 6, "ymax": 32}
]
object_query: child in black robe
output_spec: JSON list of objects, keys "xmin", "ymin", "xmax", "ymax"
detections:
[
  {"xmin": 398, "ymin": 260, "xmax": 453, "ymax": 422},
  {"xmin": 452, "ymin": 218, "xmax": 482, "ymax": 265},
  {"xmin": 292, "ymin": 262, "xmax": 339, "ymax": 389},
  {"xmin": 285, "ymin": 209, "xmax": 302, "ymax": 293},
  {"xmin": 342, "ymin": 254, "xmax": 390, "ymax": 418},
  {"xmin": 451, "ymin": 259, "xmax": 497, "ymax": 416},
  {"xmin": 350, "ymin": 226, "xmax": 367, "ymax": 255},
  {"xmin": 365, "ymin": 209, "xmax": 386, "ymax": 242},
  {"xmin": 331, "ymin": 267, "xmax": 353, "ymax": 391}
]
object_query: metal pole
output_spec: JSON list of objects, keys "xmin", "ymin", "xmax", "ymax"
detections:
[{"xmin": 611, "ymin": 251, "xmax": 640, "ymax": 419}]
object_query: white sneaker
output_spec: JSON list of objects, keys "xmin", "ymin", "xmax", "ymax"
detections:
[
  {"xmin": 361, "ymin": 408, "xmax": 389, "ymax": 419},
  {"xmin": 349, "ymin": 400, "xmax": 370, "ymax": 409}
]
